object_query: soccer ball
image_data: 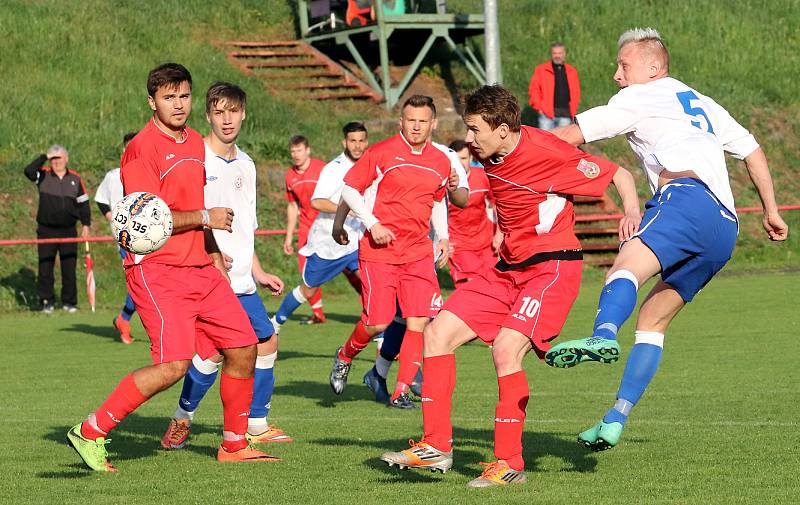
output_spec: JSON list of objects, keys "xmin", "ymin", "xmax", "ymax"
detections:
[{"xmin": 112, "ymin": 192, "xmax": 173, "ymax": 254}]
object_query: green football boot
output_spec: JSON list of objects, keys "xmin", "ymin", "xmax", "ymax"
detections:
[
  {"xmin": 66, "ymin": 424, "xmax": 118, "ymax": 472},
  {"xmin": 545, "ymin": 337, "xmax": 621, "ymax": 368},
  {"xmin": 577, "ymin": 420, "xmax": 624, "ymax": 452}
]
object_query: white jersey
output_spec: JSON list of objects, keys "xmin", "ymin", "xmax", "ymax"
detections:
[
  {"xmin": 433, "ymin": 141, "xmax": 470, "ymax": 192},
  {"xmin": 576, "ymin": 76, "xmax": 759, "ymax": 215},
  {"xmin": 204, "ymin": 143, "xmax": 258, "ymax": 295},
  {"xmin": 299, "ymin": 152, "xmax": 364, "ymax": 260},
  {"xmin": 95, "ymin": 168, "xmax": 124, "ymax": 210}
]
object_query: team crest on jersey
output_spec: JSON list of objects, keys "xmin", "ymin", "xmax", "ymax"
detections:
[
  {"xmin": 235, "ymin": 175, "xmax": 243, "ymax": 190},
  {"xmin": 577, "ymin": 159, "xmax": 600, "ymax": 179}
]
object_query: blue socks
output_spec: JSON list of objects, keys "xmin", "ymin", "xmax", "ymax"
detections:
[
  {"xmin": 176, "ymin": 355, "xmax": 220, "ymax": 419},
  {"xmin": 275, "ymin": 286, "xmax": 306, "ymax": 324},
  {"xmin": 250, "ymin": 352, "xmax": 277, "ymax": 424},
  {"xmin": 593, "ymin": 270, "xmax": 639, "ymax": 341},
  {"xmin": 603, "ymin": 331, "xmax": 664, "ymax": 425},
  {"xmin": 121, "ymin": 294, "xmax": 136, "ymax": 321}
]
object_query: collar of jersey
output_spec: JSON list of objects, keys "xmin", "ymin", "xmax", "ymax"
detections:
[
  {"xmin": 151, "ymin": 117, "xmax": 189, "ymax": 144},
  {"xmin": 398, "ymin": 131, "xmax": 429, "ymax": 155},
  {"xmin": 205, "ymin": 141, "xmax": 241, "ymax": 164},
  {"xmin": 487, "ymin": 128, "xmax": 523, "ymax": 166}
]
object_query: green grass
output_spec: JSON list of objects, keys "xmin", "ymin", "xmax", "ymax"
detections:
[{"xmin": 0, "ymin": 272, "xmax": 798, "ymax": 504}]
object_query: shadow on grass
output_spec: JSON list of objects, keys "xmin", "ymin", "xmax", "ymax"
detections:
[
  {"xmin": 40, "ymin": 414, "xmax": 222, "ymax": 478},
  {"xmin": 61, "ymin": 322, "xmax": 122, "ymax": 342},
  {"xmin": 282, "ymin": 311, "xmax": 360, "ymax": 326},
  {"xmin": 0, "ymin": 266, "xmax": 37, "ymax": 310},
  {"xmin": 314, "ymin": 426, "xmax": 600, "ymax": 478},
  {"xmin": 273, "ymin": 378, "xmax": 377, "ymax": 408}
]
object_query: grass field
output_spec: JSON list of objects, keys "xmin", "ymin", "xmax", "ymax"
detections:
[{"xmin": 1, "ymin": 272, "xmax": 798, "ymax": 504}]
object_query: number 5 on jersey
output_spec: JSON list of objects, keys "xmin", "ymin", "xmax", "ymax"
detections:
[{"xmin": 676, "ymin": 90, "xmax": 714, "ymax": 134}]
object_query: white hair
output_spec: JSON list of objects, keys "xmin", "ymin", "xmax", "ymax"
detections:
[
  {"xmin": 618, "ymin": 27, "xmax": 664, "ymax": 49},
  {"xmin": 46, "ymin": 144, "xmax": 68, "ymax": 158}
]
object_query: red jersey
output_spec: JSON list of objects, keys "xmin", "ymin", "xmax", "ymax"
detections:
[
  {"xmin": 344, "ymin": 133, "xmax": 450, "ymax": 264},
  {"xmin": 448, "ymin": 167, "xmax": 495, "ymax": 252},
  {"xmin": 483, "ymin": 126, "xmax": 618, "ymax": 264},
  {"xmin": 284, "ymin": 158, "xmax": 326, "ymax": 231},
  {"xmin": 120, "ymin": 119, "xmax": 209, "ymax": 267}
]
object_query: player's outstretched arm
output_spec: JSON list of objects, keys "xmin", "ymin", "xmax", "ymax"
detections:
[
  {"xmin": 172, "ymin": 208, "xmax": 233, "ymax": 234},
  {"xmin": 610, "ymin": 167, "xmax": 642, "ymax": 241},
  {"xmin": 743, "ymin": 147, "xmax": 788, "ymax": 241},
  {"xmin": 551, "ymin": 124, "xmax": 586, "ymax": 146},
  {"xmin": 311, "ymin": 198, "xmax": 338, "ymax": 214}
]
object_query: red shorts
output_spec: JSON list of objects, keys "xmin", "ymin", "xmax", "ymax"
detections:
[
  {"xmin": 448, "ymin": 247, "xmax": 497, "ymax": 284},
  {"xmin": 126, "ymin": 263, "xmax": 258, "ymax": 364},
  {"xmin": 443, "ymin": 259, "xmax": 582, "ymax": 358},
  {"xmin": 359, "ymin": 256, "xmax": 442, "ymax": 326}
]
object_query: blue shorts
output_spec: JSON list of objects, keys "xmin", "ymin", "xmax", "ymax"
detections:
[
  {"xmin": 633, "ymin": 178, "xmax": 738, "ymax": 302},
  {"xmin": 301, "ymin": 251, "xmax": 359, "ymax": 288},
  {"xmin": 237, "ymin": 292, "xmax": 274, "ymax": 342}
]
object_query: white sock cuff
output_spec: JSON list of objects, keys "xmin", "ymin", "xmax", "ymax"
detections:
[
  {"xmin": 311, "ymin": 300, "xmax": 323, "ymax": 309},
  {"xmin": 634, "ymin": 330, "xmax": 664, "ymax": 348},
  {"xmin": 292, "ymin": 286, "xmax": 307, "ymax": 304},
  {"xmin": 606, "ymin": 269, "xmax": 639, "ymax": 291},
  {"xmin": 256, "ymin": 352, "xmax": 277, "ymax": 369},
  {"xmin": 192, "ymin": 354, "xmax": 221, "ymax": 375}
]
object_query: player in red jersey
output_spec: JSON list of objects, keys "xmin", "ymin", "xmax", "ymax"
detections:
[
  {"xmin": 446, "ymin": 139, "xmax": 501, "ymax": 285},
  {"xmin": 66, "ymin": 63, "xmax": 276, "ymax": 472},
  {"xmin": 329, "ymin": 95, "xmax": 452, "ymax": 408},
  {"xmin": 380, "ymin": 85, "xmax": 641, "ymax": 487},
  {"xmin": 282, "ymin": 136, "xmax": 333, "ymax": 325}
]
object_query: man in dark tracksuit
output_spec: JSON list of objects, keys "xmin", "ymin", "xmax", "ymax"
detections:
[{"xmin": 24, "ymin": 145, "xmax": 91, "ymax": 312}]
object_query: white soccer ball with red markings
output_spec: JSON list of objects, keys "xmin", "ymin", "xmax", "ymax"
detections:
[{"xmin": 112, "ymin": 192, "xmax": 173, "ymax": 254}]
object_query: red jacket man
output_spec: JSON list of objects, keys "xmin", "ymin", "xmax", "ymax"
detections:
[{"xmin": 528, "ymin": 43, "xmax": 580, "ymax": 130}]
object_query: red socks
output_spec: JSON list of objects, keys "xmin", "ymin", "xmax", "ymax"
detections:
[
  {"xmin": 392, "ymin": 329, "xmax": 423, "ymax": 399},
  {"xmin": 494, "ymin": 371, "xmax": 529, "ymax": 471},
  {"xmin": 308, "ymin": 288, "xmax": 324, "ymax": 319},
  {"xmin": 421, "ymin": 354, "xmax": 456, "ymax": 453},
  {"xmin": 81, "ymin": 373, "xmax": 148, "ymax": 440},
  {"xmin": 339, "ymin": 322, "xmax": 372, "ymax": 362},
  {"xmin": 220, "ymin": 372, "xmax": 254, "ymax": 453}
]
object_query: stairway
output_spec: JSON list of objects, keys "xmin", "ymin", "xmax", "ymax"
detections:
[
  {"xmin": 224, "ymin": 40, "xmax": 381, "ymax": 102},
  {"xmin": 574, "ymin": 194, "xmax": 621, "ymax": 266}
]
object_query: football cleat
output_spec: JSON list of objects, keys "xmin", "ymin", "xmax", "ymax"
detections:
[
  {"xmin": 467, "ymin": 460, "xmax": 527, "ymax": 488},
  {"xmin": 329, "ymin": 348, "xmax": 351, "ymax": 395},
  {"xmin": 388, "ymin": 392, "xmax": 417, "ymax": 410},
  {"xmin": 363, "ymin": 367, "xmax": 391, "ymax": 404},
  {"xmin": 300, "ymin": 313, "xmax": 326, "ymax": 325},
  {"xmin": 161, "ymin": 418, "xmax": 191, "ymax": 449},
  {"xmin": 66, "ymin": 424, "xmax": 118, "ymax": 472},
  {"xmin": 217, "ymin": 444, "xmax": 281, "ymax": 462},
  {"xmin": 113, "ymin": 315, "xmax": 133, "ymax": 344},
  {"xmin": 545, "ymin": 337, "xmax": 621, "ymax": 368},
  {"xmin": 577, "ymin": 420, "xmax": 624, "ymax": 452},
  {"xmin": 381, "ymin": 439, "xmax": 452, "ymax": 473},
  {"xmin": 246, "ymin": 426, "xmax": 293, "ymax": 443}
]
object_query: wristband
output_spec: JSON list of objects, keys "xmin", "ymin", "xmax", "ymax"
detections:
[{"xmin": 200, "ymin": 209, "xmax": 210, "ymax": 227}]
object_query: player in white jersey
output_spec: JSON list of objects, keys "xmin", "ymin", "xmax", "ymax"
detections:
[
  {"xmin": 270, "ymin": 122, "xmax": 369, "ymax": 334},
  {"xmin": 161, "ymin": 82, "xmax": 292, "ymax": 452},
  {"xmin": 95, "ymin": 131, "xmax": 139, "ymax": 344},
  {"xmin": 545, "ymin": 28, "xmax": 788, "ymax": 451}
]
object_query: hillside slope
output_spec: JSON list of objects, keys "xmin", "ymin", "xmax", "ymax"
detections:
[{"xmin": 0, "ymin": 0, "xmax": 796, "ymax": 311}]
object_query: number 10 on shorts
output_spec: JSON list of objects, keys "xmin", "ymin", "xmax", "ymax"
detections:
[{"xmin": 514, "ymin": 296, "xmax": 540, "ymax": 321}]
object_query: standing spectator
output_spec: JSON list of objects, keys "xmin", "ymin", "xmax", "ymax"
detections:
[
  {"xmin": 528, "ymin": 42, "xmax": 580, "ymax": 130},
  {"xmin": 24, "ymin": 144, "xmax": 91, "ymax": 313},
  {"xmin": 95, "ymin": 132, "xmax": 138, "ymax": 343}
]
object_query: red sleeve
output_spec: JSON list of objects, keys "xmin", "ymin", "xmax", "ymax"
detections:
[
  {"xmin": 121, "ymin": 144, "xmax": 161, "ymax": 196},
  {"xmin": 284, "ymin": 171, "xmax": 298, "ymax": 203},
  {"xmin": 528, "ymin": 66, "xmax": 543, "ymax": 111},
  {"xmin": 530, "ymin": 136, "xmax": 618, "ymax": 197},
  {"xmin": 343, "ymin": 147, "xmax": 379, "ymax": 193}
]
